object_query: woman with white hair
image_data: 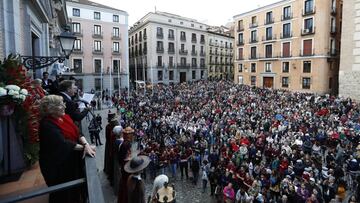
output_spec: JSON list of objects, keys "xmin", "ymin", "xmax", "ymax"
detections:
[{"xmin": 149, "ymin": 174, "xmax": 169, "ymax": 203}]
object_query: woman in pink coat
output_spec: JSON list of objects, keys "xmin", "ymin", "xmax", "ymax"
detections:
[{"xmin": 223, "ymin": 182, "xmax": 235, "ymax": 203}]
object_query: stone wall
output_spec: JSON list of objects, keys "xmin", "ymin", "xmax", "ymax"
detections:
[{"xmin": 339, "ymin": 0, "xmax": 360, "ymax": 101}]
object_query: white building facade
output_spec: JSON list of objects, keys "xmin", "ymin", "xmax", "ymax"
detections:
[
  {"xmin": 65, "ymin": 0, "xmax": 129, "ymax": 94},
  {"xmin": 129, "ymin": 12, "xmax": 209, "ymax": 85}
]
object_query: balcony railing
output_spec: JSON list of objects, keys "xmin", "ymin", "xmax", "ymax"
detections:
[
  {"xmin": 72, "ymin": 47, "xmax": 83, "ymax": 54},
  {"xmin": 168, "ymin": 35, "xmax": 175, "ymax": 40},
  {"xmin": 157, "ymin": 33, "xmax": 164, "ymax": 39},
  {"xmin": 264, "ymin": 18, "xmax": 274, "ymax": 25},
  {"xmin": 249, "ymin": 22, "xmax": 258, "ymax": 28},
  {"xmin": 168, "ymin": 49, "xmax": 175, "ymax": 54},
  {"xmin": 281, "ymin": 53, "xmax": 292, "ymax": 58},
  {"xmin": 300, "ymin": 49, "xmax": 315, "ymax": 56},
  {"xmin": 237, "ymin": 26, "xmax": 244, "ymax": 32},
  {"xmin": 73, "ymin": 29, "xmax": 83, "ymax": 37},
  {"xmin": 112, "ymin": 49, "xmax": 121, "ymax": 55},
  {"xmin": 156, "ymin": 48, "xmax": 164, "ymax": 53},
  {"xmin": 200, "ymin": 52, "xmax": 206, "ymax": 57},
  {"xmin": 179, "ymin": 50, "xmax": 188, "ymax": 55},
  {"xmin": 249, "ymin": 37, "xmax": 258, "ymax": 43},
  {"xmin": 200, "ymin": 64, "xmax": 205, "ymax": 68},
  {"xmin": 302, "ymin": 7, "xmax": 316, "ymax": 16},
  {"xmin": 177, "ymin": 63, "xmax": 190, "ymax": 68},
  {"xmin": 139, "ymin": 36, "xmax": 142, "ymax": 42},
  {"xmin": 92, "ymin": 48, "xmax": 103, "ymax": 54},
  {"xmin": 191, "ymin": 51, "xmax": 197, "ymax": 56},
  {"xmin": 143, "ymin": 48, "xmax": 147, "ymax": 55},
  {"xmin": 111, "ymin": 34, "xmax": 121, "ymax": 40},
  {"xmin": 191, "ymin": 38, "xmax": 197, "ymax": 43},
  {"xmin": 143, "ymin": 35, "xmax": 147, "ymax": 40},
  {"xmin": 180, "ymin": 36, "xmax": 186, "ymax": 41},
  {"xmin": 191, "ymin": 63, "xmax": 197, "ymax": 68},
  {"xmin": 281, "ymin": 13, "xmax": 293, "ymax": 21},
  {"xmin": 262, "ymin": 34, "xmax": 277, "ymax": 41},
  {"xmin": 200, "ymin": 39, "xmax": 205, "ymax": 44},
  {"xmin": 301, "ymin": 27, "xmax": 316, "ymax": 36},
  {"xmin": 92, "ymin": 31, "xmax": 103, "ymax": 38},
  {"xmin": 280, "ymin": 32, "xmax": 293, "ymax": 39},
  {"xmin": 248, "ymin": 54, "xmax": 259, "ymax": 60}
]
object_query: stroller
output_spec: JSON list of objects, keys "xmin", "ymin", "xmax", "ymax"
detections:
[{"xmin": 88, "ymin": 114, "xmax": 103, "ymax": 146}]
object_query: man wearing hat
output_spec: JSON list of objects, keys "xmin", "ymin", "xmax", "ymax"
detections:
[{"xmin": 124, "ymin": 155, "xmax": 150, "ymax": 203}]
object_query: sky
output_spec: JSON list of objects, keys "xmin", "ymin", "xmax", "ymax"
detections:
[{"xmin": 91, "ymin": 0, "xmax": 280, "ymax": 27}]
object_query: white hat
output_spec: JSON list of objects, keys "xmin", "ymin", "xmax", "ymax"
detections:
[
  {"xmin": 310, "ymin": 178, "xmax": 315, "ymax": 182},
  {"xmin": 112, "ymin": 125, "xmax": 123, "ymax": 135},
  {"xmin": 296, "ymin": 159, "xmax": 302, "ymax": 163}
]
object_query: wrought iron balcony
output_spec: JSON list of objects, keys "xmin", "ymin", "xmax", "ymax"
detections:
[
  {"xmin": 191, "ymin": 51, "xmax": 197, "ymax": 56},
  {"xmin": 249, "ymin": 22, "xmax": 258, "ymax": 28},
  {"xmin": 157, "ymin": 33, "xmax": 164, "ymax": 39},
  {"xmin": 168, "ymin": 49, "xmax": 175, "ymax": 54},
  {"xmin": 302, "ymin": 7, "xmax": 316, "ymax": 16},
  {"xmin": 262, "ymin": 35, "xmax": 277, "ymax": 42},
  {"xmin": 300, "ymin": 49, "xmax": 315, "ymax": 57},
  {"xmin": 179, "ymin": 50, "xmax": 188, "ymax": 55},
  {"xmin": 280, "ymin": 32, "xmax": 292, "ymax": 39},
  {"xmin": 156, "ymin": 47, "xmax": 164, "ymax": 53},
  {"xmin": 264, "ymin": 18, "xmax": 274, "ymax": 25},
  {"xmin": 200, "ymin": 52, "xmax": 206, "ymax": 57},
  {"xmin": 111, "ymin": 34, "xmax": 121, "ymax": 40},
  {"xmin": 281, "ymin": 13, "xmax": 293, "ymax": 21},
  {"xmin": 92, "ymin": 47, "xmax": 103, "ymax": 55},
  {"xmin": 177, "ymin": 63, "xmax": 190, "ymax": 68},
  {"xmin": 249, "ymin": 37, "xmax": 258, "ymax": 43},
  {"xmin": 92, "ymin": 31, "xmax": 103, "ymax": 39}
]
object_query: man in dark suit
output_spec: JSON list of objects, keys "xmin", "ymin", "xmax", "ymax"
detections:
[
  {"xmin": 58, "ymin": 80, "xmax": 89, "ymax": 122},
  {"xmin": 41, "ymin": 72, "xmax": 54, "ymax": 94}
]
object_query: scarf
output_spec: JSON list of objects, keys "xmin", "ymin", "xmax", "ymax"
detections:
[{"xmin": 47, "ymin": 114, "xmax": 79, "ymax": 142}]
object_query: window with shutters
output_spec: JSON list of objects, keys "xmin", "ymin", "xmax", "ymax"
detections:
[
  {"xmin": 72, "ymin": 23, "xmax": 81, "ymax": 33},
  {"xmin": 113, "ymin": 15, "xmax": 119, "ymax": 22},
  {"xmin": 251, "ymin": 47, "xmax": 257, "ymax": 59},
  {"xmin": 238, "ymin": 48, "xmax": 243, "ymax": 60},
  {"xmin": 282, "ymin": 23, "xmax": 291, "ymax": 38},
  {"xmin": 74, "ymin": 39, "xmax": 81, "ymax": 50},
  {"xmin": 73, "ymin": 8, "xmax": 80, "ymax": 17},
  {"xmin": 266, "ymin": 27, "xmax": 273, "ymax": 40},
  {"xmin": 282, "ymin": 42, "xmax": 290, "ymax": 57},
  {"xmin": 302, "ymin": 39, "xmax": 313, "ymax": 56},
  {"xmin": 265, "ymin": 62, "xmax": 272, "ymax": 72},
  {"xmin": 169, "ymin": 56, "xmax": 174, "ymax": 68},
  {"xmin": 94, "ymin": 12, "xmax": 101, "ymax": 20},
  {"xmin": 265, "ymin": 45, "xmax": 272, "ymax": 58}
]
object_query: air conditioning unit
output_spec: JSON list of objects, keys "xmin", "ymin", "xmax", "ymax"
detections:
[{"xmin": 304, "ymin": 29, "xmax": 309, "ymax": 33}]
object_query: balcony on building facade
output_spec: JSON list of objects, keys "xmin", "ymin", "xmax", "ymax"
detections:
[
  {"xmin": 301, "ymin": 27, "xmax": 316, "ymax": 36},
  {"xmin": 281, "ymin": 13, "xmax": 293, "ymax": 21},
  {"xmin": 143, "ymin": 34, "xmax": 147, "ymax": 40},
  {"xmin": 249, "ymin": 22, "xmax": 258, "ymax": 28},
  {"xmin": 157, "ymin": 33, "xmax": 164, "ymax": 39},
  {"xmin": 168, "ymin": 35, "xmax": 175, "ymax": 40},
  {"xmin": 156, "ymin": 47, "xmax": 164, "ymax": 53},
  {"xmin": 302, "ymin": 7, "xmax": 316, "ymax": 16},
  {"xmin": 191, "ymin": 50, "xmax": 197, "ymax": 56},
  {"xmin": 143, "ymin": 48, "xmax": 147, "ymax": 55},
  {"xmin": 264, "ymin": 18, "xmax": 274, "ymax": 25},
  {"xmin": 168, "ymin": 63, "xmax": 175, "ymax": 68},
  {"xmin": 249, "ymin": 37, "xmax": 258, "ymax": 43},
  {"xmin": 111, "ymin": 34, "xmax": 121, "ymax": 40},
  {"xmin": 191, "ymin": 38, "xmax": 197, "ymax": 43},
  {"xmin": 72, "ymin": 45, "xmax": 83, "ymax": 54},
  {"xmin": 281, "ymin": 52, "xmax": 292, "ymax": 58},
  {"xmin": 179, "ymin": 49, "xmax": 188, "ymax": 55},
  {"xmin": 92, "ymin": 31, "xmax": 103, "ymax": 39},
  {"xmin": 191, "ymin": 63, "xmax": 197, "ymax": 68},
  {"xmin": 248, "ymin": 54, "xmax": 259, "ymax": 60},
  {"xmin": 262, "ymin": 34, "xmax": 277, "ymax": 42},
  {"xmin": 237, "ymin": 26, "xmax": 244, "ymax": 32},
  {"xmin": 168, "ymin": 49, "xmax": 175, "ymax": 54},
  {"xmin": 200, "ymin": 51, "xmax": 206, "ymax": 57},
  {"xmin": 139, "ymin": 36, "xmax": 142, "ymax": 42},
  {"xmin": 280, "ymin": 32, "xmax": 293, "ymax": 39},
  {"xmin": 237, "ymin": 56, "xmax": 244, "ymax": 61},
  {"xmin": 112, "ymin": 49, "xmax": 121, "ymax": 56},
  {"xmin": 177, "ymin": 63, "xmax": 190, "ymax": 68},
  {"xmin": 92, "ymin": 47, "xmax": 103, "ymax": 55},
  {"xmin": 300, "ymin": 49, "xmax": 315, "ymax": 57},
  {"xmin": 200, "ymin": 64, "xmax": 205, "ymax": 68},
  {"xmin": 157, "ymin": 63, "xmax": 165, "ymax": 68},
  {"xmin": 180, "ymin": 36, "xmax": 186, "ymax": 41},
  {"xmin": 73, "ymin": 29, "xmax": 83, "ymax": 37},
  {"xmin": 258, "ymin": 53, "xmax": 279, "ymax": 60},
  {"xmin": 200, "ymin": 39, "xmax": 205, "ymax": 44}
]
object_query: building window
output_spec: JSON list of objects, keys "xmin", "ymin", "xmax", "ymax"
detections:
[
  {"xmin": 238, "ymin": 48, "xmax": 243, "ymax": 60},
  {"xmin": 329, "ymin": 77, "xmax": 333, "ymax": 89},
  {"xmin": 303, "ymin": 61, "xmax": 311, "ymax": 73},
  {"xmin": 157, "ymin": 27, "xmax": 163, "ymax": 38},
  {"xmin": 266, "ymin": 11, "xmax": 273, "ymax": 24},
  {"xmin": 180, "ymin": 31, "xmax": 186, "ymax": 40},
  {"xmin": 158, "ymin": 71, "xmax": 163, "ymax": 81},
  {"xmin": 191, "ymin": 24, "xmax": 194, "ymax": 27},
  {"xmin": 157, "ymin": 41, "xmax": 164, "ymax": 52},
  {"xmin": 73, "ymin": 59, "xmax": 82, "ymax": 73},
  {"xmin": 251, "ymin": 63, "xmax": 256, "ymax": 73},
  {"xmin": 168, "ymin": 42, "xmax": 175, "ymax": 53},
  {"xmin": 192, "ymin": 33, "xmax": 197, "ymax": 42},
  {"xmin": 113, "ymin": 78, "xmax": 119, "ymax": 90},
  {"xmin": 200, "ymin": 59, "xmax": 205, "ymax": 67},
  {"xmin": 168, "ymin": 29, "xmax": 174, "ymax": 39},
  {"xmin": 74, "ymin": 39, "xmax": 81, "ymax": 50},
  {"xmin": 266, "ymin": 27, "xmax": 273, "ymax": 40},
  {"xmin": 72, "ymin": 8, "xmax": 80, "ymax": 17},
  {"xmin": 192, "ymin": 71, "xmax": 196, "ymax": 79},
  {"xmin": 94, "ymin": 59, "xmax": 102, "ymax": 73},
  {"xmin": 238, "ymin": 64, "xmax": 243, "ymax": 72},
  {"xmin": 157, "ymin": 56, "xmax": 162, "ymax": 67},
  {"xmin": 94, "ymin": 25, "xmax": 101, "ymax": 35},
  {"xmin": 304, "ymin": 0, "xmax": 314, "ymax": 14},
  {"xmin": 282, "ymin": 62, "xmax": 289, "ymax": 73},
  {"xmin": 113, "ymin": 27, "xmax": 120, "ymax": 37},
  {"xmin": 201, "ymin": 70, "xmax": 204, "ymax": 79},
  {"xmin": 113, "ymin": 15, "xmax": 119, "ymax": 22},
  {"xmin": 238, "ymin": 33, "xmax": 243, "ymax": 44},
  {"xmin": 94, "ymin": 41, "xmax": 102, "ymax": 51},
  {"xmin": 181, "ymin": 57, "xmax": 186, "ymax": 65},
  {"xmin": 113, "ymin": 60, "xmax": 120, "ymax": 73},
  {"xmin": 200, "ymin": 35, "xmax": 205, "ymax": 43},
  {"xmin": 95, "ymin": 78, "xmax": 101, "ymax": 91},
  {"xmin": 251, "ymin": 30, "xmax": 257, "ymax": 42},
  {"xmin": 265, "ymin": 44, "xmax": 272, "ymax": 58},
  {"xmin": 283, "ymin": 6, "xmax": 291, "ymax": 19},
  {"xmin": 251, "ymin": 47, "xmax": 257, "ymax": 59},
  {"xmin": 169, "ymin": 71, "xmax": 174, "ymax": 80},
  {"xmin": 72, "ymin": 23, "xmax": 81, "ymax": 33},
  {"xmin": 94, "ymin": 12, "xmax": 101, "ymax": 20},
  {"xmin": 304, "ymin": 18, "xmax": 313, "ymax": 31},
  {"xmin": 282, "ymin": 77, "xmax": 289, "ymax": 88},
  {"xmin": 169, "ymin": 56, "xmax": 174, "ymax": 67},
  {"xmin": 113, "ymin": 42, "xmax": 120, "ymax": 52},
  {"xmin": 282, "ymin": 42, "xmax": 291, "ymax": 57},
  {"xmin": 251, "ymin": 16, "xmax": 257, "ymax": 25},
  {"xmin": 251, "ymin": 76, "xmax": 256, "ymax": 86},
  {"xmin": 302, "ymin": 77, "xmax": 311, "ymax": 89},
  {"xmin": 265, "ymin": 62, "xmax": 272, "ymax": 72},
  {"xmin": 238, "ymin": 20, "xmax": 243, "ymax": 30},
  {"xmin": 303, "ymin": 39, "xmax": 313, "ymax": 56},
  {"xmin": 192, "ymin": 58, "xmax": 197, "ymax": 67},
  {"xmin": 282, "ymin": 23, "xmax": 291, "ymax": 38},
  {"xmin": 180, "ymin": 21, "xmax": 183, "ymax": 25}
]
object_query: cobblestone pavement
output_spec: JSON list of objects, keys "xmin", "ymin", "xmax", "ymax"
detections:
[{"xmin": 92, "ymin": 108, "xmax": 217, "ymax": 203}]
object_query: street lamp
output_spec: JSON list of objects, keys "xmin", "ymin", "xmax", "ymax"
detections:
[{"xmin": 21, "ymin": 28, "xmax": 77, "ymax": 72}]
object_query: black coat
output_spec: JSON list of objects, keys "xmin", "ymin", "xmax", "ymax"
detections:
[
  {"xmin": 39, "ymin": 119, "xmax": 83, "ymax": 203},
  {"xmin": 59, "ymin": 92, "xmax": 88, "ymax": 122}
]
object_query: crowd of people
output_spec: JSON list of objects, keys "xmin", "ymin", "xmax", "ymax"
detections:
[{"xmin": 105, "ymin": 80, "xmax": 360, "ymax": 203}]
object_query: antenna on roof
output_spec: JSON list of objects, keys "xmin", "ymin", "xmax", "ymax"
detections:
[{"xmin": 155, "ymin": 6, "xmax": 157, "ymax": 13}]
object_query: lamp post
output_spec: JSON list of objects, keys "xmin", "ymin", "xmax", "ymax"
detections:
[{"xmin": 21, "ymin": 28, "xmax": 76, "ymax": 78}]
